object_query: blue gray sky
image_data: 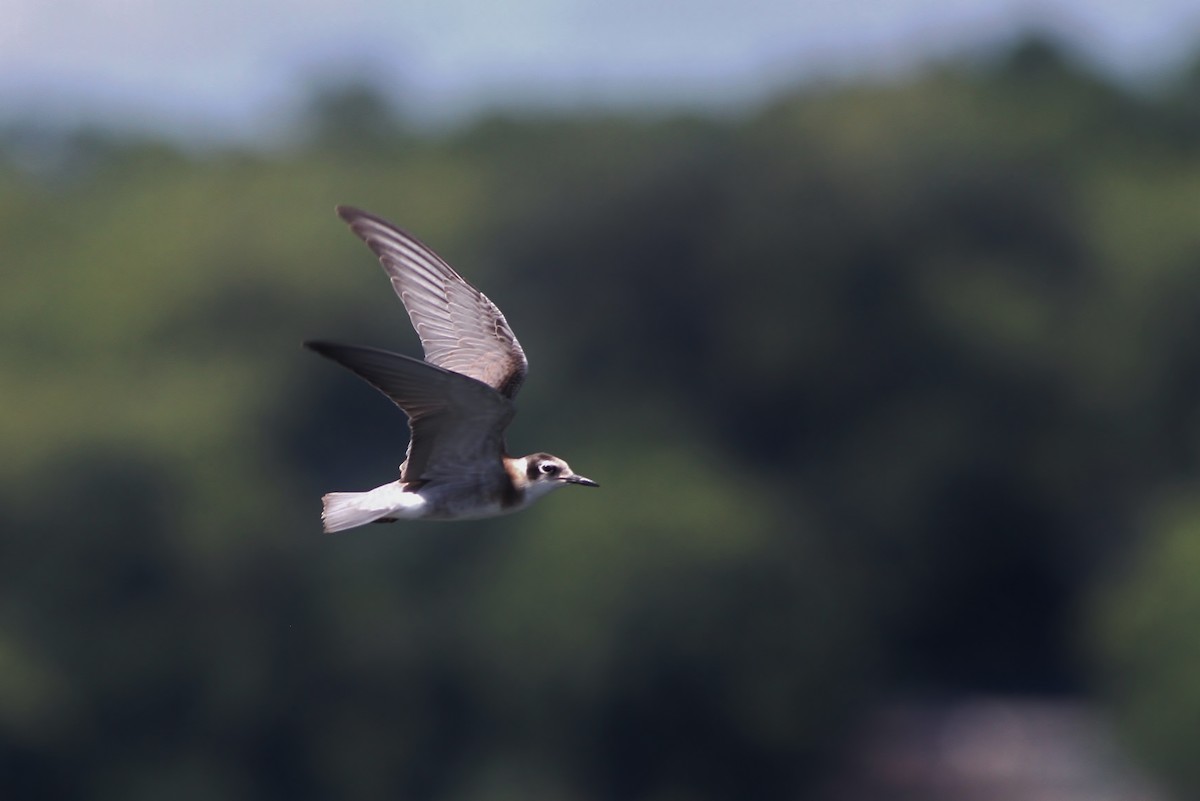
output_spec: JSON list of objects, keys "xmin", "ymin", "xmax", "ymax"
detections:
[{"xmin": 3, "ymin": 0, "xmax": 1200, "ymax": 140}]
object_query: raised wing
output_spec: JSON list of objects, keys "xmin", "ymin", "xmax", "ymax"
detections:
[
  {"xmin": 305, "ymin": 341, "xmax": 515, "ymax": 484},
  {"xmin": 337, "ymin": 206, "xmax": 529, "ymax": 399}
]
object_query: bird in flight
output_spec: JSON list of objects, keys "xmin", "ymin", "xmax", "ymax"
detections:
[{"xmin": 306, "ymin": 206, "xmax": 597, "ymax": 532}]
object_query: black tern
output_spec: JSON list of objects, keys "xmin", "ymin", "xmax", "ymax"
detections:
[{"xmin": 306, "ymin": 206, "xmax": 597, "ymax": 532}]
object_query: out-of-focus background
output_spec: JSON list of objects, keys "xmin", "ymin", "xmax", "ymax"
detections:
[{"xmin": 4, "ymin": 1, "xmax": 1200, "ymax": 799}]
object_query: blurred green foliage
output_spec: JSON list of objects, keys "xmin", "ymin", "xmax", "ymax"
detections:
[{"xmin": 3, "ymin": 36, "xmax": 1200, "ymax": 799}]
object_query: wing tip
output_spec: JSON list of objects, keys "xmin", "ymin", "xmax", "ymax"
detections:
[
  {"xmin": 335, "ymin": 205, "xmax": 416, "ymax": 250},
  {"xmin": 303, "ymin": 339, "xmax": 336, "ymax": 355}
]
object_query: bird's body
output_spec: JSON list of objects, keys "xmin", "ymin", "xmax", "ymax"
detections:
[
  {"xmin": 317, "ymin": 454, "xmax": 577, "ymax": 529},
  {"xmin": 307, "ymin": 206, "xmax": 596, "ymax": 532}
]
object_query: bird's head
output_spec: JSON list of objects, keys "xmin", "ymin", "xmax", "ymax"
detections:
[{"xmin": 519, "ymin": 452, "xmax": 599, "ymax": 500}]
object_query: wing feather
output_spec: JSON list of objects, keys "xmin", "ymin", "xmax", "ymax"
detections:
[
  {"xmin": 304, "ymin": 341, "xmax": 514, "ymax": 484},
  {"xmin": 337, "ymin": 206, "xmax": 529, "ymax": 398}
]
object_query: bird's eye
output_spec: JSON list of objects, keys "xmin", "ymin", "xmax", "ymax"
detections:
[{"xmin": 539, "ymin": 462, "xmax": 560, "ymax": 476}]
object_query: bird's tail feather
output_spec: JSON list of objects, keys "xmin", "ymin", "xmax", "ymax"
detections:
[{"xmin": 321, "ymin": 491, "xmax": 397, "ymax": 533}]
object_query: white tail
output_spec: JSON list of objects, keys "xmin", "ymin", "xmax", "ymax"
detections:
[
  {"xmin": 319, "ymin": 482, "xmax": 425, "ymax": 533},
  {"xmin": 321, "ymin": 493, "xmax": 390, "ymax": 533}
]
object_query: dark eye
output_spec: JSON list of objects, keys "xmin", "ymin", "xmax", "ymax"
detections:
[{"xmin": 539, "ymin": 462, "xmax": 560, "ymax": 476}]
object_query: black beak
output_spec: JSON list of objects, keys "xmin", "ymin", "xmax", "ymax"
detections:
[{"xmin": 566, "ymin": 474, "xmax": 599, "ymax": 487}]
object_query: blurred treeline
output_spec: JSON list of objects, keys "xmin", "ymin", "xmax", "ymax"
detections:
[{"xmin": 3, "ymin": 37, "xmax": 1200, "ymax": 800}]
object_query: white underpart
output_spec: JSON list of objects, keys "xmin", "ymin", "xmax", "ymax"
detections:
[
  {"xmin": 321, "ymin": 481, "xmax": 427, "ymax": 533},
  {"xmin": 523, "ymin": 476, "xmax": 567, "ymax": 504}
]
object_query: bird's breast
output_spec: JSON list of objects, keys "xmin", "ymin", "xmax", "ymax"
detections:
[{"xmin": 415, "ymin": 476, "xmax": 526, "ymax": 520}]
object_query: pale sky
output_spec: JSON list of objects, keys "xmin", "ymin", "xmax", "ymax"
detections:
[{"xmin": 3, "ymin": 0, "xmax": 1200, "ymax": 140}]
